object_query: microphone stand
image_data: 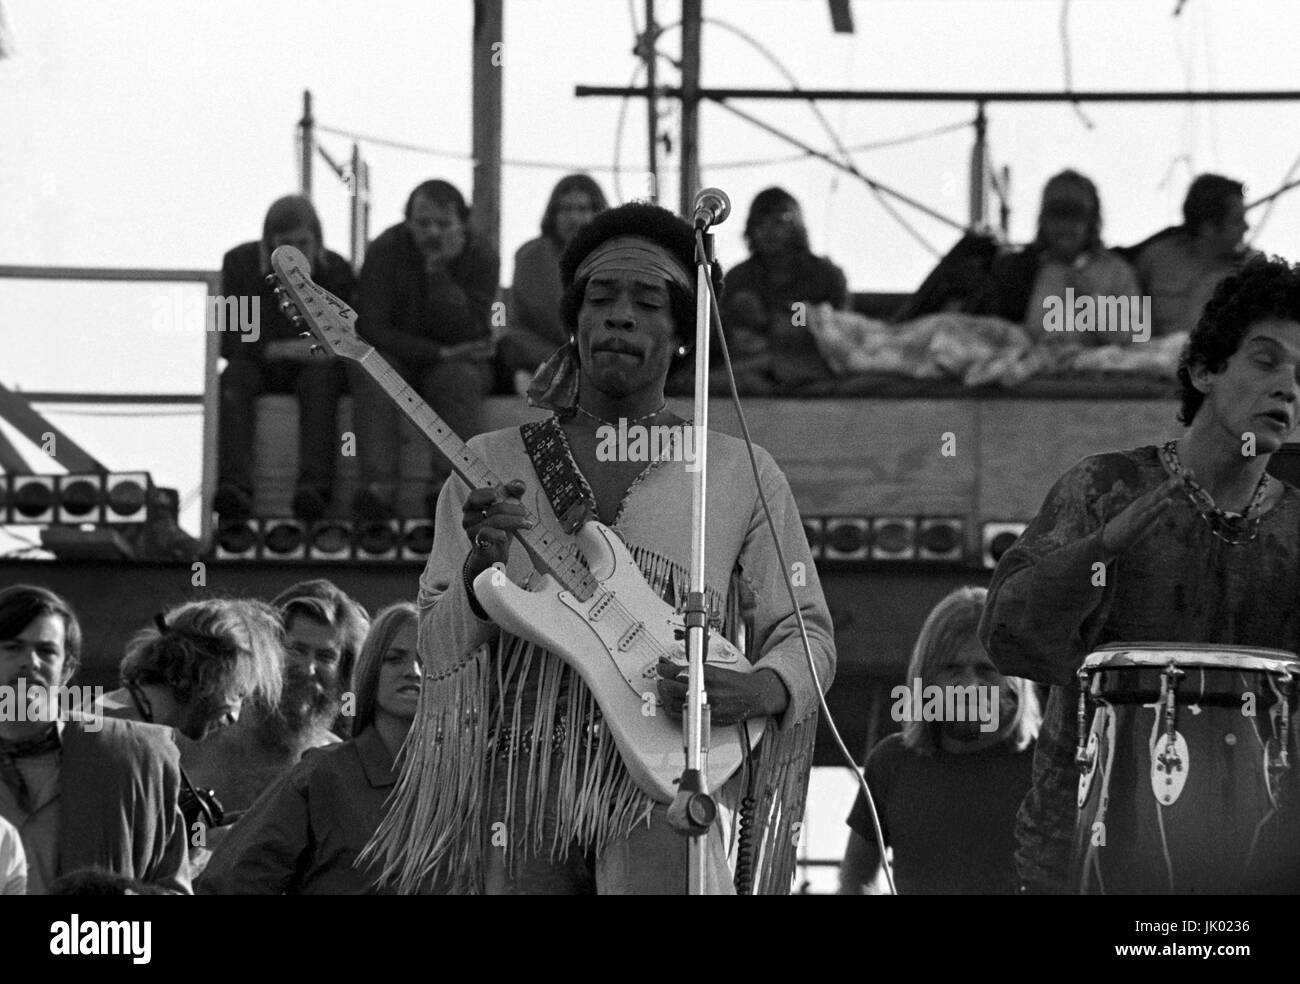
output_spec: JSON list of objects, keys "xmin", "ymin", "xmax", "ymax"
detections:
[{"xmin": 666, "ymin": 225, "xmax": 719, "ymax": 895}]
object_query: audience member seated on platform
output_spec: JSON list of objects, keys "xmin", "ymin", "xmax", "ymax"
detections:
[
  {"xmin": 973, "ymin": 170, "xmax": 1141, "ymax": 345},
  {"xmin": 215, "ymin": 195, "xmax": 358, "ymax": 524},
  {"xmin": 838, "ymin": 587, "xmax": 1040, "ymax": 895},
  {"xmin": 1131, "ymin": 173, "xmax": 1252, "ymax": 338},
  {"xmin": 198, "ymin": 603, "xmax": 437, "ymax": 894},
  {"xmin": 498, "ymin": 174, "xmax": 609, "ymax": 388},
  {"xmin": 182, "ymin": 580, "xmax": 368, "ymax": 820},
  {"xmin": 0, "ymin": 813, "xmax": 26, "ymax": 894},
  {"xmin": 0, "ymin": 586, "xmax": 192, "ymax": 895},
  {"xmin": 348, "ymin": 179, "xmax": 500, "ymax": 521},
  {"xmin": 719, "ymin": 187, "xmax": 849, "ymax": 390}
]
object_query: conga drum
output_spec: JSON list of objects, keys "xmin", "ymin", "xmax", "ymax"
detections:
[{"xmin": 1073, "ymin": 644, "xmax": 1300, "ymax": 894}]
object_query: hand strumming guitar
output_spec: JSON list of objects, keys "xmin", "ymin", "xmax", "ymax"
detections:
[{"xmin": 656, "ymin": 639, "xmax": 790, "ymax": 726}]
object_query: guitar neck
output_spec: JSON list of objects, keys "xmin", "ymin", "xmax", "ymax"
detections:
[{"xmin": 356, "ymin": 350, "xmax": 597, "ymax": 599}]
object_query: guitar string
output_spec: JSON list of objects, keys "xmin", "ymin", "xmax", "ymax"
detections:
[{"xmin": 372, "ymin": 361, "xmax": 680, "ymax": 664}]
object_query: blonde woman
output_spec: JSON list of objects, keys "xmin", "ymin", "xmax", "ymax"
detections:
[
  {"xmin": 839, "ymin": 587, "xmax": 1040, "ymax": 894},
  {"xmin": 198, "ymin": 603, "xmax": 436, "ymax": 894}
]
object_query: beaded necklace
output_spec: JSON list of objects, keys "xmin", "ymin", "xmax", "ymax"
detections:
[
  {"xmin": 572, "ymin": 402, "xmax": 667, "ymax": 428},
  {"xmin": 1159, "ymin": 440, "xmax": 1271, "ymax": 546}
]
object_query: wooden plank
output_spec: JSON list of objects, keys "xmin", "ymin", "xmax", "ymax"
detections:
[{"xmin": 978, "ymin": 399, "xmax": 1177, "ymax": 520}]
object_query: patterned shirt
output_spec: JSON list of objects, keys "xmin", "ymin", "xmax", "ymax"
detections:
[{"xmin": 980, "ymin": 445, "xmax": 1300, "ymax": 889}]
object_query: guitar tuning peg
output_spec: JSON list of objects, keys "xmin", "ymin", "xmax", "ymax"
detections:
[
  {"xmin": 299, "ymin": 330, "xmax": 311, "ymax": 339},
  {"xmin": 309, "ymin": 344, "xmax": 324, "ymax": 357},
  {"xmin": 264, "ymin": 274, "xmax": 277, "ymax": 287}
]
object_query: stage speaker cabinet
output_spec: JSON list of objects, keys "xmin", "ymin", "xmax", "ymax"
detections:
[
  {"xmin": 870, "ymin": 517, "xmax": 917, "ymax": 561},
  {"xmin": 355, "ymin": 519, "xmax": 401, "ymax": 562},
  {"xmin": 56, "ymin": 474, "xmax": 105, "ymax": 525},
  {"xmin": 917, "ymin": 516, "xmax": 964, "ymax": 562},
  {"xmin": 11, "ymin": 475, "xmax": 56, "ymax": 524},
  {"xmin": 822, "ymin": 517, "xmax": 870, "ymax": 561},
  {"xmin": 801, "ymin": 517, "xmax": 824, "ymax": 561},
  {"xmin": 103, "ymin": 472, "xmax": 153, "ymax": 524},
  {"xmin": 982, "ymin": 521, "xmax": 1028, "ymax": 569},
  {"xmin": 261, "ymin": 519, "xmax": 308, "ymax": 561},
  {"xmin": 214, "ymin": 520, "xmax": 260, "ymax": 560},
  {"xmin": 307, "ymin": 521, "xmax": 354, "ymax": 562},
  {"xmin": 401, "ymin": 518, "xmax": 436, "ymax": 562}
]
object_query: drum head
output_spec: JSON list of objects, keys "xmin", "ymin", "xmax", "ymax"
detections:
[{"xmin": 1082, "ymin": 643, "xmax": 1300, "ymax": 676}]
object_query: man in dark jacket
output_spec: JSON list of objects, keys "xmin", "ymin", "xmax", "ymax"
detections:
[
  {"xmin": 348, "ymin": 179, "xmax": 500, "ymax": 520},
  {"xmin": 0, "ymin": 585, "xmax": 191, "ymax": 894},
  {"xmin": 215, "ymin": 195, "xmax": 357, "ymax": 523}
]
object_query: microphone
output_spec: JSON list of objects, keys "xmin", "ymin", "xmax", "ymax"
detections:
[{"xmin": 691, "ymin": 187, "xmax": 731, "ymax": 230}]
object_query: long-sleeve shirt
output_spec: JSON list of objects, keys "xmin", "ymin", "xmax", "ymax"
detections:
[
  {"xmin": 197, "ymin": 727, "xmax": 433, "ymax": 895},
  {"xmin": 979, "ymin": 445, "xmax": 1300, "ymax": 889},
  {"xmin": 356, "ymin": 222, "xmax": 500, "ymax": 365},
  {"xmin": 500, "ymin": 235, "xmax": 567, "ymax": 373},
  {"xmin": 369, "ymin": 418, "xmax": 836, "ymax": 893},
  {"xmin": 0, "ymin": 718, "xmax": 192, "ymax": 895},
  {"xmin": 720, "ymin": 251, "xmax": 849, "ymax": 384}
]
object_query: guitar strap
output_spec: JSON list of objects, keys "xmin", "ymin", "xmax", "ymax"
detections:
[{"xmin": 520, "ymin": 417, "xmax": 593, "ymax": 535}]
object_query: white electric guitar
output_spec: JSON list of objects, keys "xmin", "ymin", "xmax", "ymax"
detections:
[{"xmin": 268, "ymin": 245, "xmax": 765, "ymax": 803}]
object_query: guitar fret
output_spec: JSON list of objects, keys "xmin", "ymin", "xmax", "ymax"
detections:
[{"xmin": 276, "ymin": 252, "xmax": 591, "ymax": 598}]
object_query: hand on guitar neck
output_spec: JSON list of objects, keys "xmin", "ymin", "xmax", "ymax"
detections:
[{"xmin": 461, "ymin": 478, "xmax": 534, "ymax": 582}]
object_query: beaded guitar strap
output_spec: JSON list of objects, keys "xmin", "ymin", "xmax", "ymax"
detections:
[{"xmin": 520, "ymin": 417, "xmax": 594, "ymax": 535}]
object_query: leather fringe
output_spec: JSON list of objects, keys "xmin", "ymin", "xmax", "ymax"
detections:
[{"xmin": 365, "ymin": 545, "xmax": 818, "ymax": 894}]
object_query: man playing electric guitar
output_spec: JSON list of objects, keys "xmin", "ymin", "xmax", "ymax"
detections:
[{"xmin": 367, "ymin": 202, "xmax": 836, "ymax": 895}]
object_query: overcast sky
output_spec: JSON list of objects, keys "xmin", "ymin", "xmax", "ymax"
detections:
[{"xmin": 2, "ymin": 0, "xmax": 1299, "ymax": 521}]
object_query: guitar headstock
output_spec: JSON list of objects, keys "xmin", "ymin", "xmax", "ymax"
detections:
[{"xmin": 267, "ymin": 245, "xmax": 372, "ymax": 363}]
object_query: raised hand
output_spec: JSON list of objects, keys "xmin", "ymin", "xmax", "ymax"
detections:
[{"xmin": 1100, "ymin": 473, "xmax": 1187, "ymax": 558}]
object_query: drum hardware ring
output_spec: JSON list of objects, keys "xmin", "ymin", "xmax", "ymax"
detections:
[
  {"xmin": 1075, "ymin": 669, "xmax": 1095, "ymax": 773},
  {"xmin": 1157, "ymin": 662, "xmax": 1186, "ymax": 775},
  {"xmin": 1266, "ymin": 672, "xmax": 1294, "ymax": 798}
]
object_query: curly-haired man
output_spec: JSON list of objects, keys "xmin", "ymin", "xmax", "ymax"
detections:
[{"xmin": 981, "ymin": 256, "xmax": 1300, "ymax": 893}]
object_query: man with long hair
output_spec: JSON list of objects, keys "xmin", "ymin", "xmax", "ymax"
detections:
[
  {"xmin": 183, "ymin": 580, "xmax": 368, "ymax": 817},
  {"xmin": 366, "ymin": 202, "xmax": 835, "ymax": 895},
  {"xmin": 101, "ymin": 598, "xmax": 284, "ymax": 742},
  {"xmin": 215, "ymin": 195, "xmax": 357, "ymax": 523},
  {"xmin": 839, "ymin": 587, "xmax": 1040, "ymax": 894},
  {"xmin": 975, "ymin": 169, "xmax": 1140, "ymax": 341},
  {"xmin": 981, "ymin": 256, "xmax": 1300, "ymax": 893},
  {"xmin": 199, "ymin": 603, "xmax": 434, "ymax": 894},
  {"xmin": 498, "ymin": 173, "xmax": 608, "ymax": 379},
  {"xmin": 719, "ymin": 186, "xmax": 849, "ymax": 390}
]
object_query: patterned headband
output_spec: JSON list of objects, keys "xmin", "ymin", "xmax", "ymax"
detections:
[{"xmin": 573, "ymin": 235, "xmax": 692, "ymax": 290}]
